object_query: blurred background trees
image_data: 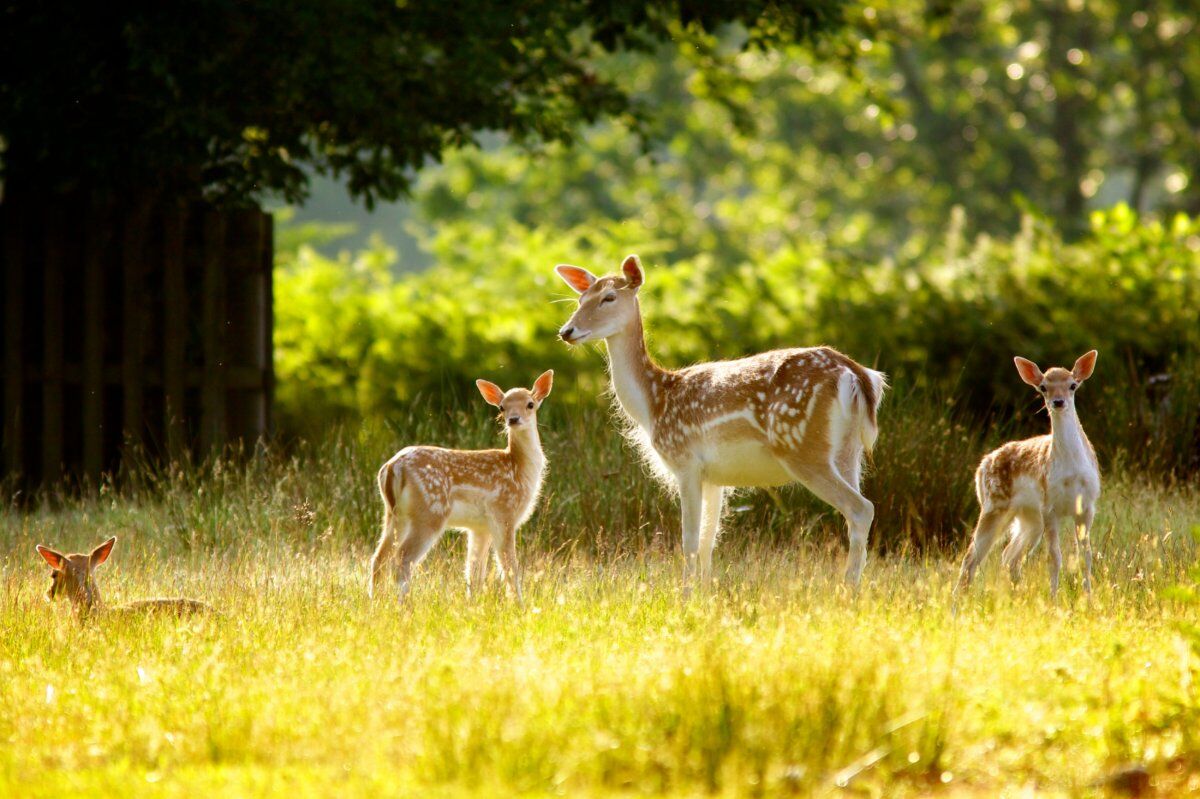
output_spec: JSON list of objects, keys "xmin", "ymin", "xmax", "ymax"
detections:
[
  {"xmin": 0, "ymin": 0, "xmax": 841, "ymax": 204},
  {"xmin": 0, "ymin": 0, "xmax": 845, "ymax": 484},
  {"xmin": 275, "ymin": 1, "xmax": 1199, "ymax": 458},
  {"xmin": 405, "ymin": 0, "xmax": 1199, "ymax": 258}
]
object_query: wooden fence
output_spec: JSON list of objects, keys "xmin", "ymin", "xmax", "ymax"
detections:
[{"xmin": 1, "ymin": 190, "xmax": 274, "ymax": 487}]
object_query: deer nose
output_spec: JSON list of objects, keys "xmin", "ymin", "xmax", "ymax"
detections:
[
  {"xmin": 1052, "ymin": 398, "xmax": 1066, "ymax": 409},
  {"xmin": 558, "ymin": 325, "xmax": 575, "ymax": 341},
  {"xmin": 508, "ymin": 415, "xmax": 521, "ymax": 426}
]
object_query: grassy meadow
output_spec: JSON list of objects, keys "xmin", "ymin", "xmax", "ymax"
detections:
[
  {"xmin": 3, "ymin": 405, "xmax": 1200, "ymax": 798},
  {"xmin": 7, "ymin": 0, "xmax": 1200, "ymax": 794}
]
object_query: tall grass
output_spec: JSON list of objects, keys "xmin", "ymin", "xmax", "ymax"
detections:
[
  {"xmin": 3, "ymin": 488, "xmax": 1199, "ymax": 797},
  {"xmin": 10, "ymin": 365, "xmax": 1194, "ymax": 561},
  {"xmin": 1095, "ymin": 349, "xmax": 1200, "ymax": 478},
  {"xmin": 4, "ymin": 387, "xmax": 1200, "ymax": 795}
]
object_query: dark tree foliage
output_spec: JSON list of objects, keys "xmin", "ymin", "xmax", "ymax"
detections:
[{"xmin": 0, "ymin": 0, "xmax": 843, "ymax": 207}]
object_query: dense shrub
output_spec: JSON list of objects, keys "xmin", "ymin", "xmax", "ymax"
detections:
[{"xmin": 275, "ymin": 206, "xmax": 1200, "ymax": 476}]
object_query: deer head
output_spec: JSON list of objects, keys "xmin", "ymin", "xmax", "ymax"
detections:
[
  {"xmin": 36, "ymin": 536, "xmax": 116, "ymax": 611},
  {"xmin": 555, "ymin": 255, "xmax": 644, "ymax": 344},
  {"xmin": 1014, "ymin": 350, "xmax": 1098, "ymax": 414},
  {"xmin": 477, "ymin": 370, "xmax": 554, "ymax": 429}
]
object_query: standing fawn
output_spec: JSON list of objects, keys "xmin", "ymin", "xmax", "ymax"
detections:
[
  {"xmin": 370, "ymin": 370, "xmax": 554, "ymax": 603},
  {"xmin": 957, "ymin": 351, "xmax": 1100, "ymax": 598},
  {"xmin": 36, "ymin": 537, "xmax": 214, "ymax": 617},
  {"xmin": 555, "ymin": 256, "xmax": 886, "ymax": 590}
]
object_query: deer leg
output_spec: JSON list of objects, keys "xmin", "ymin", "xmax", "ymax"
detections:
[
  {"xmin": 957, "ymin": 507, "xmax": 1011, "ymax": 592},
  {"xmin": 698, "ymin": 483, "xmax": 724, "ymax": 584},
  {"xmin": 465, "ymin": 528, "xmax": 493, "ymax": 600},
  {"xmin": 835, "ymin": 438, "xmax": 865, "ymax": 493},
  {"xmin": 1002, "ymin": 508, "xmax": 1043, "ymax": 585},
  {"xmin": 678, "ymin": 471, "xmax": 704, "ymax": 597},
  {"xmin": 1074, "ymin": 505, "xmax": 1095, "ymax": 594},
  {"xmin": 494, "ymin": 527, "xmax": 523, "ymax": 605},
  {"xmin": 392, "ymin": 519, "xmax": 444, "ymax": 603},
  {"xmin": 1045, "ymin": 518, "xmax": 1062, "ymax": 599},
  {"xmin": 369, "ymin": 507, "xmax": 399, "ymax": 599},
  {"xmin": 783, "ymin": 459, "xmax": 874, "ymax": 587}
]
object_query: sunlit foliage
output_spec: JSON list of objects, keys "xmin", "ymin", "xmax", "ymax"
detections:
[
  {"xmin": 274, "ymin": 206, "xmax": 1200, "ymax": 478},
  {"xmin": 416, "ymin": 0, "xmax": 1200, "ymax": 251}
]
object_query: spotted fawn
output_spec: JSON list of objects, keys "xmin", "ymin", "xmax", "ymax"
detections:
[
  {"xmin": 370, "ymin": 370, "xmax": 554, "ymax": 603},
  {"xmin": 957, "ymin": 351, "xmax": 1100, "ymax": 597}
]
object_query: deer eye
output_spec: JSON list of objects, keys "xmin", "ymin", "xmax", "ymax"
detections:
[
  {"xmin": 1038, "ymin": 385, "xmax": 1047, "ymax": 393},
  {"xmin": 526, "ymin": 402, "xmax": 534, "ymax": 409},
  {"xmin": 1069, "ymin": 383, "xmax": 1077, "ymax": 391},
  {"xmin": 601, "ymin": 293, "xmax": 616, "ymax": 304}
]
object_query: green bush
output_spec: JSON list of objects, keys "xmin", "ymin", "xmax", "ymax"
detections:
[{"xmin": 275, "ymin": 206, "xmax": 1200, "ymax": 477}]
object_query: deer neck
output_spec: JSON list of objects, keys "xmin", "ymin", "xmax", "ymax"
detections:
[
  {"xmin": 604, "ymin": 311, "xmax": 664, "ymax": 433},
  {"xmin": 1049, "ymin": 407, "xmax": 1091, "ymax": 467},
  {"xmin": 506, "ymin": 424, "xmax": 545, "ymax": 487},
  {"xmin": 72, "ymin": 582, "xmax": 102, "ymax": 615}
]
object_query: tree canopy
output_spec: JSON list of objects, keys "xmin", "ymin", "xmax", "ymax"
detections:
[
  {"xmin": 0, "ymin": 0, "xmax": 843, "ymax": 206},
  {"xmin": 413, "ymin": 0, "xmax": 1200, "ymax": 249}
]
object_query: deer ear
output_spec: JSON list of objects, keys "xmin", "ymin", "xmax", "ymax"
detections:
[
  {"xmin": 1072, "ymin": 350, "xmax": 1098, "ymax": 381},
  {"xmin": 621, "ymin": 255, "xmax": 644, "ymax": 290},
  {"xmin": 1013, "ymin": 357, "xmax": 1044, "ymax": 387},
  {"xmin": 554, "ymin": 264, "xmax": 597, "ymax": 295},
  {"xmin": 36, "ymin": 545, "xmax": 65, "ymax": 570},
  {"xmin": 531, "ymin": 370, "xmax": 554, "ymax": 401},
  {"xmin": 90, "ymin": 537, "xmax": 116, "ymax": 567},
  {"xmin": 476, "ymin": 379, "xmax": 505, "ymax": 407}
]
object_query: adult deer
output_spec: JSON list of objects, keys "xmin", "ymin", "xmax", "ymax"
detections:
[
  {"xmin": 35, "ymin": 537, "xmax": 214, "ymax": 617},
  {"xmin": 555, "ymin": 256, "xmax": 886, "ymax": 589},
  {"xmin": 956, "ymin": 351, "xmax": 1100, "ymax": 598},
  {"xmin": 370, "ymin": 371, "xmax": 554, "ymax": 603}
]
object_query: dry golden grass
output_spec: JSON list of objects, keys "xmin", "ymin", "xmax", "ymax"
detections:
[{"xmin": 3, "ymin": 467, "xmax": 1199, "ymax": 797}]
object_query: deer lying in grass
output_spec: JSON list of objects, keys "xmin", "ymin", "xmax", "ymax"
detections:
[
  {"xmin": 555, "ymin": 256, "xmax": 886, "ymax": 590},
  {"xmin": 957, "ymin": 351, "xmax": 1100, "ymax": 597},
  {"xmin": 36, "ymin": 537, "xmax": 214, "ymax": 617},
  {"xmin": 370, "ymin": 370, "xmax": 554, "ymax": 603}
]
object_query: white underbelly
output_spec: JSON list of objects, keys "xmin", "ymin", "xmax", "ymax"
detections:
[
  {"xmin": 445, "ymin": 488, "xmax": 497, "ymax": 530},
  {"xmin": 699, "ymin": 439, "xmax": 792, "ymax": 487},
  {"xmin": 445, "ymin": 511, "xmax": 487, "ymax": 531}
]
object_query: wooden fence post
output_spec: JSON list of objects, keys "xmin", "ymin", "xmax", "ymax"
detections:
[
  {"xmin": 41, "ymin": 204, "xmax": 66, "ymax": 484},
  {"xmin": 200, "ymin": 210, "xmax": 228, "ymax": 453},
  {"xmin": 162, "ymin": 201, "xmax": 187, "ymax": 461},
  {"xmin": 82, "ymin": 194, "xmax": 112, "ymax": 483},
  {"xmin": 2, "ymin": 204, "xmax": 24, "ymax": 477}
]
